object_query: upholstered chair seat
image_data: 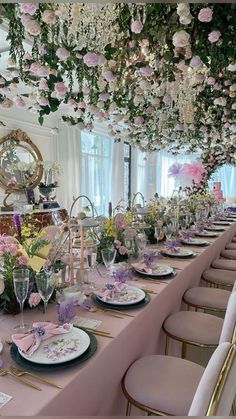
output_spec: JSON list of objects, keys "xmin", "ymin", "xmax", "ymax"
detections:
[
  {"xmin": 183, "ymin": 287, "xmax": 231, "ymax": 313},
  {"xmin": 221, "ymin": 249, "xmax": 236, "ymax": 259},
  {"xmin": 232, "ymin": 237, "xmax": 236, "ymax": 243},
  {"xmin": 225, "ymin": 242, "xmax": 236, "ymax": 250},
  {"xmin": 202, "ymin": 268, "xmax": 235, "ymax": 289},
  {"xmin": 211, "ymin": 258, "xmax": 236, "ymax": 271}
]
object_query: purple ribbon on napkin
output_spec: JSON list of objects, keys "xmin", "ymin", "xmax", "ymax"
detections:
[
  {"xmin": 95, "ymin": 282, "xmax": 127, "ymax": 302},
  {"xmin": 165, "ymin": 239, "xmax": 181, "ymax": 253}
]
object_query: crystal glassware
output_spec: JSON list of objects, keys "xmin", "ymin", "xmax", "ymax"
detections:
[
  {"xmin": 35, "ymin": 270, "xmax": 58, "ymax": 314},
  {"xmin": 163, "ymin": 224, "xmax": 173, "ymax": 240},
  {"xmin": 85, "ymin": 245, "xmax": 97, "ymax": 291},
  {"xmin": 101, "ymin": 248, "xmax": 117, "ymax": 284},
  {"xmin": 135, "ymin": 232, "xmax": 147, "ymax": 259},
  {"xmin": 13, "ymin": 267, "xmax": 30, "ymax": 332}
]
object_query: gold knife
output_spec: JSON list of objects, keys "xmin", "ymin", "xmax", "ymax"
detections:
[{"xmin": 10, "ymin": 366, "xmax": 62, "ymax": 389}]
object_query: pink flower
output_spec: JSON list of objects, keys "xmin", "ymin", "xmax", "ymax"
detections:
[
  {"xmin": 83, "ymin": 52, "xmax": 99, "ymax": 67},
  {"xmin": 78, "ymin": 100, "xmax": 86, "ymax": 108},
  {"xmin": 119, "ymin": 246, "xmax": 128, "ymax": 255},
  {"xmin": 198, "ymin": 7, "xmax": 213, "ymax": 23},
  {"xmin": 30, "ymin": 62, "xmax": 40, "ymax": 74},
  {"xmin": 232, "ymin": 103, "xmax": 236, "ymax": 110},
  {"xmin": 37, "ymin": 96, "xmax": 49, "ymax": 106},
  {"xmin": 99, "ymin": 93, "xmax": 110, "ymax": 101},
  {"xmin": 139, "ymin": 66, "xmax": 153, "ymax": 77},
  {"xmin": 28, "ymin": 292, "xmax": 41, "ymax": 307},
  {"xmin": 82, "ymin": 86, "xmax": 90, "ymax": 95},
  {"xmin": 54, "ymin": 82, "xmax": 66, "ymax": 96},
  {"xmin": 17, "ymin": 255, "xmax": 29, "ymax": 265},
  {"xmin": 37, "ymin": 65, "xmax": 49, "ymax": 77},
  {"xmin": 102, "ymin": 71, "xmax": 116, "ymax": 82},
  {"xmin": 134, "ymin": 116, "xmax": 144, "ymax": 126},
  {"xmin": 41, "ymin": 10, "xmax": 56, "ymax": 24},
  {"xmin": 208, "ymin": 30, "xmax": 221, "ymax": 43},
  {"xmin": 19, "ymin": 3, "xmax": 39, "ymax": 15},
  {"xmin": 163, "ymin": 95, "xmax": 172, "ymax": 104},
  {"xmin": 190, "ymin": 55, "xmax": 202, "ymax": 68},
  {"xmin": 39, "ymin": 78, "xmax": 48, "ymax": 90},
  {"xmin": 67, "ymin": 98, "xmax": 76, "ymax": 107},
  {"xmin": 15, "ymin": 96, "xmax": 25, "ymax": 108},
  {"xmin": 114, "ymin": 240, "xmax": 122, "ymax": 248},
  {"xmin": 19, "ymin": 13, "xmax": 32, "ymax": 24},
  {"xmin": 97, "ymin": 54, "xmax": 106, "ymax": 65},
  {"xmin": 195, "ymin": 73, "xmax": 205, "ymax": 82},
  {"xmin": 207, "ymin": 77, "xmax": 216, "ymax": 86},
  {"xmin": 23, "ymin": 52, "xmax": 31, "ymax": 60},
  {"xmin": 25, "ymin": 19, "xmax": 41, "ymax": 36},
  {"xmin": 56, "ymin": 47, "xmax": 70, "ymax": 60},
  {"xmin": 130, "ymin": 20, "xmax": 143, "ymax": 34},
  {"xmin": 172, "ymin": 30, "xmax": 190, "ymax": 48},
  {"xmin": 2, "ymin": 98, "xmax": 13, "ymax": 108},
  {"xmin": 146, "ymin": 106, "xmax": 155, "ymax": 114}
]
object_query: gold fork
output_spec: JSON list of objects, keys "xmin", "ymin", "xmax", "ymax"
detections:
[
  {"xmin": 10, "ymin": 366, "xmax": 62, "ymax": 389},
  {"xmin": 0, "ymin": 367, "xmax": 41, "ymax": 390}
]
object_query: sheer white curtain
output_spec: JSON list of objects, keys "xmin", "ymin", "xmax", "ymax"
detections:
[
  {"xmin": 110, "ymin": 140, "xmax": 125, "ymax": 208},
  {"xmin": 131, "ymin": 148, "xmax": 157, "ymax": 203}
]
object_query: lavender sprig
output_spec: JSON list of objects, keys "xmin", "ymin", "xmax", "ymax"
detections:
[
  {"xmin": 143, "ymin": 251, "xmax": 162, "ymax": 267},
  {"xmin": 112, "ymin": 267, "xmax": 132, "ymax": 283},
  {"xmin": 13, "ymin": 213, "xmax": 22, "ymax": 243},
  {"xmin": 165, "ymin": 239, "xmax": 181, "ymax": 252}
]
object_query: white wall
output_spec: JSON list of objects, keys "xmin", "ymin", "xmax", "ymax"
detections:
[{"xmin": 0, "ymin": 108, "xmax": 58, "ymax": 204}]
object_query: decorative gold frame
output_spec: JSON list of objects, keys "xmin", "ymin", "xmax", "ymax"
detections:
[{"xmin": 0, "ymin": 128, "xmax": 43, "ymax": 192}]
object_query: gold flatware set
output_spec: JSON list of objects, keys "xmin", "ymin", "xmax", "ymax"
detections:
[{"xmin": 0, "ymin": 366, "xmax": 61, "ymax": 390}]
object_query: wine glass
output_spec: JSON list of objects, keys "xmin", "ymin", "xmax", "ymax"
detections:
[
  {"xmin": 154, "ymin": 226, "xmax": 162, "ymax": 247},
  {"xmin": 101, "ymin": 248, "xmax": 117, "ymax": 284},
  {"xmin": 135, "ymin": 232, "xmax": 147, "ymax": 259},
  {"xmin": 13, "ymin": 267, "xmax": 30, "ymax": 332},
  {"xmin": 163, "ymin": 224, "xmax": 173, "ymax": 240},
  {"xmin": 85, "ymin": 245, "xmax": 97, "ymax": 291},
  {"xmin": 35, "ymin": 270, "xmax": 58, "ymax": 314}
]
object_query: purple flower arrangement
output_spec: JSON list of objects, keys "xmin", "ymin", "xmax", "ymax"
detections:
[
  {"xmin": 143, "ymin": 251, "xmax": 162, "ymax": 267},
  {"xmin": 165, "ymin": 239, "xmax": 182, "ymax": 252}
]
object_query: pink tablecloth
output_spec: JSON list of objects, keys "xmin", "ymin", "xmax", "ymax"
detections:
[{"xmin": 1, "ymin": 223, "xmax": 236, "ymax": 416}]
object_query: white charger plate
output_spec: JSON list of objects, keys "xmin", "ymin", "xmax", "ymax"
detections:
[
  {"xmin": 205, "ymin": 226, "xmax": 225, "ymax": 231},
  {"xmin": 96, "ymin": 285, "xmax": 145, "ymax": 306},
  {"xmin": 162, "ymin": 248, "xmax": 195, "ymax": 257},
  {"xmin": 133, "ymin": 264, "xmax": 174, "ymax": 277},
  {"xmin": 19, "ymin": 327, "xmax": 90, "ymax": 365},
  {"xmin": 195, "ymin": 231, "xmax": 218, "ymax": 238},
  {"xmin": 181, "ymin": 238, "xmax": 209, "ymax": 246},
  {"xmin": 212, "ymin": 221, "xmax": 230, "ymax": 226}
]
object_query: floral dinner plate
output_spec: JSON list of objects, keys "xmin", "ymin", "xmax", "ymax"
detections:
[
  {"xmin": 133, "ymin": 263, "xmax": 174, "ymax": 277},
  {"xmin": 19, "ymin": 327, "xmax": 90, "ymax": 365},
  {"xmin": 95, "ymin": 285, "xmax": 145, "ymax": 306},
  {"xmin": 181, "ymin": 238, "xmax": 209, "ymax": 246},
  {"xmin": 195, "ymin": 231, "xmax": 218, "ymax": 238},
  {"xmin": 205, "ymin": 226, "xmax": 225, "ymax": 232},
  {"xmin": 161, "ymin": 248, "xmax": 195, "ymax": 257},
  {"xmin": 212, "ymin": 221, "xmax": 230, "ymax": 226}
]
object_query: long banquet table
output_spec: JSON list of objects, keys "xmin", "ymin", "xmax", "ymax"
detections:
[{"xmin": 1, "ymin": 222, "xmax": 236, "ymax": 416}]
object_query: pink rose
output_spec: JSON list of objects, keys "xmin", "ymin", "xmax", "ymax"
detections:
[
  {"xmin": 102, "ymin": 71, "xmax": 116, "ymax": 82},
  {"xmin": 30, "ymin": 62, "xmax": 40, "ymax": 74},
  {"xmin": 208, "ymin": 30, "xmax": 221, "ymax": 43},
  {"xmin": 19, "ymin": 3, "xmax": 39, "ymax": 15},
  {"xmin": 130, "ymin": 20, "xmax": 143, "ymax": 34},
  {"xmin": 198, "ymin": 7, "xmax": 213, "ymax": 23},
  {"xmin": 28, "ymin": 292, "xmax": 41, "ymax": 308},
  {"xmin": 2, "ymin": 98, "xmax": 13, "ymax": 108},
  {"xmin": 172, "ymin": 30, "xmax": 190, "ymax": 48},
  {"xmin": 37, "ymin": 65, "xmax": 49, "ymax": 77},
  {"xmin": 17, "ymin": 255, "xmax": 29, "ymax": 265},
  {"xmin": 37, "ymin": 96, "xmax": 49, "ymax": 106},
  {"xmin": 134, "ymin": 116, "xmax": 144, "ymax": 126},
  {"xmin": 15, "ymin": 96, "xmax": 25, "ymax": 108},
  {"xmin": 54, "ymin": 82, "xmax": 66, "ymax": 96},
  {"xmin": 119, "ymin": 246, "xmax": 128, "ymax": 255},
  {"xmin": 41, "ymin": 10, "xmax": 56, "ymax": 25},
  {"xmin": 25, "ymin": 19, "xmax": 41, "ymax": 36},
  {"xmin": 56, "ymin": 47, "xmax": 70, "ymax": 60},
  {"xmin": 114, "ymin": 240, "xmax": 122, "ymax": 248},
  {"xmin": 78, "ymin": 100, "xmax": 86, "ymax": 108},
  {"xmin": 19, "ymin": 13, "xmax": 32, "ymax": 24},
  {"xmin": 139, "ymin": 66, "xmax": 153, "ymax": 77},
  {"xmin": 190, "ymin": 55, "xmax": 202, "ymax": 68},
  {"xmin": 83, "ymin": 52, "xmax": 99, "ymax": 67},
  {"xmin": 67, "ymin": 98, "xmax": 76, "ymax": 107},
  {"xmin": 207, "ymin": 77, "xmax": 216, "ymax": 85},
  {"xmin": 39, "ymin": 78, "xmax": 48, "ymax": 90}
]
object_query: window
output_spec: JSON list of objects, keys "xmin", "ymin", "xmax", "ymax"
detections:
[
  {"xmin": 124, "ymin": 142, "xmax": 131, "ymax": 205},
  {"xmin": 81, "ymin": 131, "xmax": 112, "ymax": 215}
]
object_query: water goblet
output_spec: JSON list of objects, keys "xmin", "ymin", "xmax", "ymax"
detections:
[
  {"xmin": 85, "ymin": 245, "xmax": 97, "ymax": 291},
  {"xmin": 163, "ymin": 224, "xmax": 173, "ymax": 241},
  {"xmin": 101, "ymin": 248, "xmax": 117, "ymax": 284},
  {"xmin": 154, "ymin": 226, "xmax": 162, "ymax": 247},
  {"xmin": 13, "ymin": 267, "xmax": 30, "ymax": 332},
  {"xmin": 135, "ymin": 233, "xmax": 147, "ymax": 259},
  {"xmin": 35, "ymin": 270, "xmax": 58, "ymax": 314}
]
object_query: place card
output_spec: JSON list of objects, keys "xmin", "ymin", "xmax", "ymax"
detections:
[
  {"xmin": 0, "ymin": 392, "xmax": 12, "ymax": 408},
  {"xmin": 73, "ymin": 316, "xmax": 102, "ymax": 330}
]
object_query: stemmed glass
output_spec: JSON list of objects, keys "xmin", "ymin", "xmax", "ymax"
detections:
[
  {"xmin": 85, "ymin": 245, "xmax": 97, "ymax": 291},
  {"xmin": 135, "ymin": 232, "xmax": 147, "ymax": 259},
  {"xmin": 163, "ymin": 224, "xmax": 173, "ymax": 241},
  {"xmin": 35, "ymin": 270, "xmax": 58, "ymax": 314},
  {"xmin": 101, "ymin": 248, "xmax": 117, "ymax": 284},
  {"xmin": 154, "ymin": 226, "xmax": 162, "ymax": 247},
  {"xmin": 13, "ymin": 267, "xmax": 30, "ymax": 332}
]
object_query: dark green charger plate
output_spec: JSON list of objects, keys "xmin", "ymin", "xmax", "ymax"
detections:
[
  {"xmin": 160, "ymin": 251, "xmax": 197, "ymax": 259},
  {"xmin": 10, "ymin": 327, "xmax": 97, "ymax": 372},
  {"xmin": 91, "ymin": 292, "xmax": 150, "ymax": 310}
]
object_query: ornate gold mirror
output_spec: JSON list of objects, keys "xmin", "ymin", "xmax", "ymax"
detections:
[{"xmin": 0, "ymin": 129, "xmax": 43, "ymax": 192}]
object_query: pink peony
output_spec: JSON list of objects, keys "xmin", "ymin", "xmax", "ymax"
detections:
[
  {"xmin": 15, "ymin": 96, "xmax": 25, "ymax": 108},
  {"xmin": 41, "ymin": 10, "xmax": 57, "ymax": 25},
  {"xmin": 19, "ymin": 3, "xmax": 39, "ymax": 15},
  {"xmin": 190, "ymin": 55, "xmax": 202, "ymax": 68},
  {"xmin": 67, "ymin": 98, "xmax": 76, "ymax": 107},
  {"xmin": 198, "ymin": 7, "xmax": 213, "ymax": 23},
  {"xmin": 25, "ymin": 19, "xmax": 41, "ymax": 36},
  {"xmin": 54, "ymin": 82, "xmax": 66, "ymax": 96},
  {"xmin": 37, "ymin": 96, "xmax": 49, "ymax": 106},
  {"xmin": 17, "ymin": 255, "xmax": 29, "ymax": 265},
  {"xmin": 208, "ymin": 30, "xmax": 221, "ymax": 43},
  {"xmin": 83, "ymin": 52, "xmax": 99, "ymax": 67},
  {"xmin": 130, "ymin": 20, "xmax": 143, "ymax": 34},
  {"xmin": 172, "ymin": 30, "xmax": 190, "ymax": 47},
  {"xmin": 102, "ymin": 70, "xmax": 116, "ymax": 82},
  {"xmin": 39, "ymin": 78, "xmax": 48, "ymax": 90},
  {"xmin": 139, "ymin": 66, "xmax": 153, "ymax": 77},
  {"xmin": 2, "ymin": 98, "xmax": 13, "ymax": 108},
  {"xmin": 37, "ymin": 65, "xmax": 49, "ymax": 77},
  {"xmin": 28, "ymin": 292, "xmax": 41, "ymax": 307},
  {"xmin": 56, "ymin": 47, "xmax": 70, "ymax": 60},
  {"xmin": 134, "ymin": 116, "xmax": 144, "ymax": 125}
]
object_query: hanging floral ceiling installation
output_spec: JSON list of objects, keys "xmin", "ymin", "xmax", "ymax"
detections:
[{"xmin": 0, "ymin": 3, "xmax": 235, "ymax": 157}]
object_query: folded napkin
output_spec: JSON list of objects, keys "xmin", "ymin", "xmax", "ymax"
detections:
[
  {"xmin": 12, "ymin": 322, "xmax": 73, "ymax": 356},
  {"xmin": 95, "ymin": 282, "xmax": 127, "ymax": 302},
  {"xmin": 132, "ymin": 262, "xmax": 152, "ymax": 274}
]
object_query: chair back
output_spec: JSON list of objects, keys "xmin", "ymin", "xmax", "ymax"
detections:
[
  {"xmin": 188, "ymin": 342, "xmax": 236, "ymax": 416},
  {"xmin": 219, "ymin": 292, "xmax": 236, "ymax": 344}
]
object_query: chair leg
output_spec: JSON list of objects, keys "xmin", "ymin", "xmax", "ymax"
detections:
[
  {"xmin": 182, "ymin": 342, "xmax": 187, "ymax": 359},
  {"xmin": 126, "ymin": 401, "xmax": 131, "ymax": 416},
  {"xmin": 232, "ymin": 399, "xmax": 236, "ymax": 416},
  {"xmin": 165, "ymin": 336, "xmax": 170, "ymax": 355},
  {"xmin": 147, "ymin": 412, "xmax": 152, "ymax": 416}
]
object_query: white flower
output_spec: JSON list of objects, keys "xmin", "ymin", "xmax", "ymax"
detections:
[
  {"xmin": 227, "ymin": 63, "xmax": 236, "ymax": 72},
  {"xmin": 213, "ymin": 97, "xmax": 227, "ymax": 106},
  {"xmin": 172, "ymin": 30, "xmax": 190, "ymax": 48}
]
